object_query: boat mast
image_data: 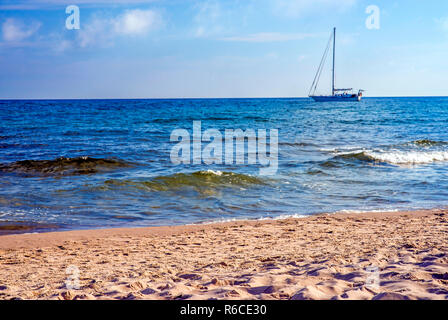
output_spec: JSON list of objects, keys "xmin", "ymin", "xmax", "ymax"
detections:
[{"xmin": 332, "ymin": 27, "xmax": 336, "ymax": 96}]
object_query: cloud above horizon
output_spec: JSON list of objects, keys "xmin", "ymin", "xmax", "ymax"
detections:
[
  {"xmin": 77, "ymin": 9, "xmax": 163, "ymax": 48},
  {"xmin": 114, "ymin": 9, "xmax": 162, "ymax": 35},
  {"xmin": 2, "ymin": 0, "xmax": 448, "ymax": 99},
  {"xmin": 1, "ymin": 18, "xmax": 41, "ymax": 42}
]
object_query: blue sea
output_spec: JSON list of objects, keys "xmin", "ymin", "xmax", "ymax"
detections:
[{"xmin": 1, "ymin": 97, "xmax": 448, "ymax": 234}]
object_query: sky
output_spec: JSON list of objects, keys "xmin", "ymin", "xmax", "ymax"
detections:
[{"xmin": 1, "ymin": 0, "xmax": 448, "ymax": 99}]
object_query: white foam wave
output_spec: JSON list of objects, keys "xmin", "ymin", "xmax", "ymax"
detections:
[
  {"xmin": 190, "ymin": 214, "xmax": 308, "ymax": 226},
  {"xmin": 320, "ymin": 146, "xmax": 364, "ymax": 153},
  {"xmin": 335, "ymin": 209, "xmax": 400, "ymax": 214},
  {"xmin": 366, "ymin": 150, "xmax": 448, "ymax": 165},
  {"xmin": 199, "ymin": 170, "xmax": 223, "ymax": 176}
]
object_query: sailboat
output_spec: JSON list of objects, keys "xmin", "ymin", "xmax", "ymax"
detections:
[{"xmin": 309, "ymin": 28, "xmax": 364, "ymax": 102}]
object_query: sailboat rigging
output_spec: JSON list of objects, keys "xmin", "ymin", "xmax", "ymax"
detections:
[{"xmin": 309, "ymin": 28, "xmax": 364, "ymax": 102}]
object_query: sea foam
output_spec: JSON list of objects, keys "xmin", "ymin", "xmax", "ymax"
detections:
[{"xmin": 365, "ymin": 150, "xmax": 448, "ymax": 165}]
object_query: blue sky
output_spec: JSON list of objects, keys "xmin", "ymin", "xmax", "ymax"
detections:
[{"xmin": 1, "ymin": 0, "xmax": 448, "ymax": 99}]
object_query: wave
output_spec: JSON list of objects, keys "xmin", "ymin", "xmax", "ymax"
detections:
[
  {"xmin": 334, "ymin": 150, "xmax": 448, "ymax": 165},
  {"xmin": 366, "ymin": 150, "xmax": 448, "ymax": 165},
  {"xmin": 323, "ymin": 139, "xmax": 448, "ymax": 166},
  {"xmin": 334, "ymin": 209, "xmax": 400, "ymax": 214},
  {"xmin": 189, "ymin": 213, "xmax": 309, "ymax": 226},
  {"xmin": 0, "ymin": 156, "xmax": 132, "ymax": 177},
  {"xmin": 321, "ymin": 140, "xmax": 448, "ymax": 154},
  {"xmin": 102, "ymin": 170, "xmax": 265, "ymax": 193}
]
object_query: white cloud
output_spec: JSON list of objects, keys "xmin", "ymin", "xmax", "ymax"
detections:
[
  {"xmin": 113, "ymin": 9, "xmax": 162, "ymax": 36},
  {"xmin": 221, "ymin": 32, "xmax": 316, "ymax": 43},
  {"xmin": 78, "ymin": 17, "xmax": 112, "ymax": 48},
  {"xmin": 2, "ymin": 18, "xmax": 41, "ymax": 42},
  {"xmin": 77, "ymin": 9, "xmax": 162, "ymax": 48},
  {"xmin": 274, "ymin": 0, "xmax": 357, "ymax": 17}
]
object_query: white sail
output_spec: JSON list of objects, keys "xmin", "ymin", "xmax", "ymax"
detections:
[{"xmin": 309, "ymin": 28, "xmax": 363, "ymax": 102}]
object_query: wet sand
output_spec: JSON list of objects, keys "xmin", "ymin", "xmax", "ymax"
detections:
[{"xmin": 0, "ymin": 209, "xmax": 447, "ymax": 300}]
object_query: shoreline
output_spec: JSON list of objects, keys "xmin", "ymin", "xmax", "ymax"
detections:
[
  {"xmin": 0, "ymin": 208, "xmax": 437, "ymax": 250},
  {"xmin": 0, "ymin": 208, "xmax": 447, "ymax": 300}
]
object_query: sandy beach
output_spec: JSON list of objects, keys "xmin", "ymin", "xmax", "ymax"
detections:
[{"xmin": 0, "ymin": 209, "xmax": 447, "ymax": 300}]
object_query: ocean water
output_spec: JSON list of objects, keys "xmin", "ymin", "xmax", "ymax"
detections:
[{"xmin": 1, "ymin": 97, "xmax": 448, "ymax": 234}]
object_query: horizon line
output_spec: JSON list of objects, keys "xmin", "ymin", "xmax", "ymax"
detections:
[{"xmin": 1, "ymin": 95, "xmax": 448, "ymax": 101}]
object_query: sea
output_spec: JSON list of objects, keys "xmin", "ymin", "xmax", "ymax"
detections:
[{"xmin": 1, "ymin": 97, "xmax": 448, "ymax": 234}]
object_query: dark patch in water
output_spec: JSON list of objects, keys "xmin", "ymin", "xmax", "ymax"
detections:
[
  {"xmin": 111, "ymin": 215, "xmax": 143, "ymax": 221},
  {"xmin": 411, "ymin": 139, "xmax": 448, "ymax": 147},
  {"xmin": 0, "ymin": 157, "xmax": 132, "ymax": 177},
  {"xmin": 0, "ymin": 221, "xmax": 60, "ymax": 235},
  {"xmin": 318, "ymin": 152, "xmax": 383, "ymax": 168},
  {"xmin": 333, "ymin": 152, "xmax": 376, "ymax": 163},
  {"xmin": 319, "ymin": 160, "xmax": 342, "ymax": 168},
  {"xmin": 306, "ymin": 169, "xmax": 329, "ymax": 176}
]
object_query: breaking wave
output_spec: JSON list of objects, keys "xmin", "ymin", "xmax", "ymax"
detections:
[
  {"xmin": 365, "ymin": 150, "xmax": 448, "ymax": 165},
  {"xmin": 334, "ymin": 150, "xmax": 448, "ymax": 165},
  {"xmin": 101, "ymin": 170, "xmax": 265, "ymax": 193},
  {"xmin": 326, "ymin": 139, "xmax": 448, "ymax": 165}
]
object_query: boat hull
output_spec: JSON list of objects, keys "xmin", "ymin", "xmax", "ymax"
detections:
[{"xmin": 310, "ymin": 95, "xmax": 361, "ymax": 102}]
